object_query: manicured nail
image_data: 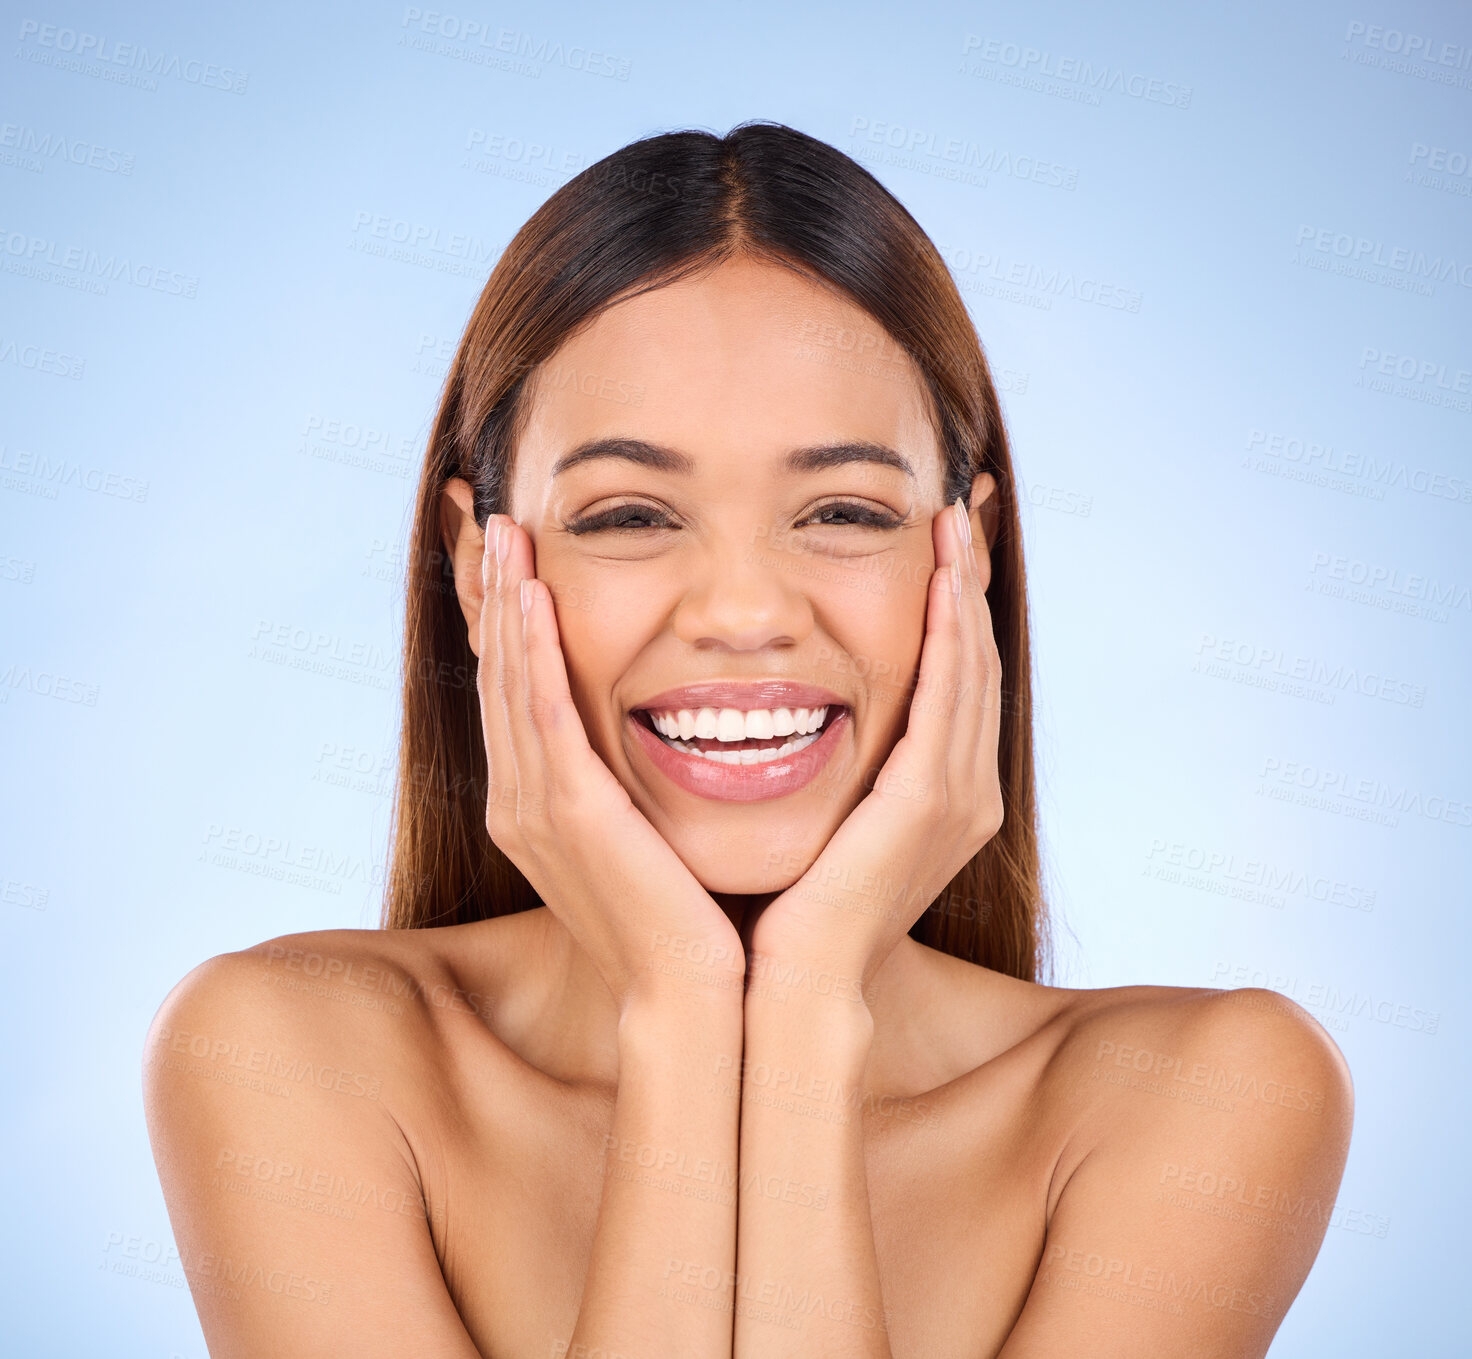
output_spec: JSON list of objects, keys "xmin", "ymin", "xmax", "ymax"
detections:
[
  {"xmin": 951, "ymin": 559, "xmax": 963, "ymax": 596},
  {"xmin": 520, "ymin": 579, "xmax": 534, "ymax": 615},
  {"xmin": 496, "ymin": 521, "xmax": 511, "ymax": 565},
  {"xmin": 954, "ymin": 497, "xmax": 972, "ymax": 547}
]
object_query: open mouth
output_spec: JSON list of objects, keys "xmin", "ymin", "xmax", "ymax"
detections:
[{"xmin": 630, "ymin": 704, "xmax": 847, "ymax": 766}]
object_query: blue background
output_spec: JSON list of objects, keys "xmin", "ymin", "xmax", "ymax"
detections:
[{"xmin": 2, "ymin": 0, "xmax": 1467, "ymax": 1353}]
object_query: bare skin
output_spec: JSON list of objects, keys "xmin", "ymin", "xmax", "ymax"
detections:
[{"xmin": 144, "ymin": 256, "xmax": 1353, "ymax": 1359}]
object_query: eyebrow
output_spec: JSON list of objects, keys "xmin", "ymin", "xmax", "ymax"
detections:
[{"xmin": 550, "ymin": 436, "xmax": 917, "ymax": 481}]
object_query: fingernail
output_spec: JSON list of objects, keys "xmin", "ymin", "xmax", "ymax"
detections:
[
  {"xmin": 520, "ymin": 578, "xmax": 534, "ymax": 615},
  {"xmin": 951, "ymin": 559, "xmax": 963, "ymax": 596},
  {"xmin": 954, "ymin": 497, "xmax": 972, "ymax": 547},
  {"xmin": 496, "ymin": 521, "xmax": 511, "ymax": 566}
]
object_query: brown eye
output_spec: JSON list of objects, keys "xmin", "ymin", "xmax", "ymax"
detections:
[
  {"xmin": 566, "ymin": 504, "xmax": 677, "ymax": 534},
  {"xmin": 801, "ymin": 501, "xmax": 904, "ymax": 528}
]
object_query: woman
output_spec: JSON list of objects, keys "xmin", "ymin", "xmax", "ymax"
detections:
[{"xmin": 144, "ymin": 121, "xmax": 1353, "ymax": 1358}]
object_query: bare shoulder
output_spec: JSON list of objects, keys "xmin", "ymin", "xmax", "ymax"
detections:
[
  {"xmin": 159, "ymin": 910, "xmax": 529, "ymax": 1051},
  {"xmin": 1043, "ymin": 980, "xmax": 1354, "ymax": 1136},
  {"xmin": 141, "ymin": 927, "xmax": 489, "ymax": 1354},
  {"xmin": 994, "ymin": 980, "xmax": 1355, "ymax": 1358},
  {"xmin": 144, "ymin": 927, "xmax": 461, "ymax": 1100}
]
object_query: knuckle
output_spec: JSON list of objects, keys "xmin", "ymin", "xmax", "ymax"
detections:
[
  {"xmin": 981, "ymin": 800, "xmax": 1005, "ymax": 840},
  {"xmin": 485, "ymin": 807, "xmax": 524, "ymax": 855},
  {"xmin": 528, "ymin": 688, "xmax": 576, "ymax": 733}
]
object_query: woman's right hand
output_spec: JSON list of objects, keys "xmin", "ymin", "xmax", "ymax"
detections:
[{"xmin": 476, "ymin": 511, "xmax": 743, "ymax": 1014}]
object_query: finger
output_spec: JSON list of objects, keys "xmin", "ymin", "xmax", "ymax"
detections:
[
  {"xmin": 895, "ymin": 507, "xmax": 965, "ymax": 781},
  {"xmin": 481, "ymin": 513, "xmax": 536, "ymax": 828},
  {"xmin": 949, "ymin": 509, "xmax": 1004, "ymax": 834},
  {"xmin": 519, "ymin": 569, "xmax": 611, "ymax": 811},
  {"xmin": 946, "ymin": 497, "xmax": 986, "ymax": 788},
  {"xmin": 477, "ymin": 514, "xmax": 518, "ymax": 820},
  {"xmin": 961, "ymin": 496, "xmax": 1004, "ymax": 730},
  {"xmin": 493, "ymin": 516, "xmax": 549, "ymax": 826}
]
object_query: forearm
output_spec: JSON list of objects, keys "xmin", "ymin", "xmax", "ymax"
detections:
[
  {"xmin": 571, "ymin": 992, "xmax": 744, "ymax": 1359},
  {"xmin": 734, "ymin": 983, "xmax": 891, "ymax": 1357}
]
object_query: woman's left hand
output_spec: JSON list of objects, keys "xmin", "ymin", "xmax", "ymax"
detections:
[{"xmin": 748, "ymin": 495, "xmax": 1004, "ymax": 991}]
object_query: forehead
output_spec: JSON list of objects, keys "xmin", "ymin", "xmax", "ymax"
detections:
[{"xmin": 510, "ymin": 255, "xmax": 943, "ymax": 503}]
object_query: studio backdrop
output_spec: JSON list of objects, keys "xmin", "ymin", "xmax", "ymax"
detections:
[{"xmin": 2, "ymin": 1, "xmax": 1467, "ymax": 1355}]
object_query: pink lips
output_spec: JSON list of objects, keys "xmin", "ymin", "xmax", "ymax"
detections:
[
  {"xmin": 628, "ymin": 705, "xmax": 850, "ymax": 803},
  {"xmin": 631, "ymin": 679, "xmax": 846, "ymax": 715}
]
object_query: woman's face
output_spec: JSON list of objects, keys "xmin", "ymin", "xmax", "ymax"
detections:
[{"xmin": 457, "ymin": 255, "xmax": 991, "ymax": 895}]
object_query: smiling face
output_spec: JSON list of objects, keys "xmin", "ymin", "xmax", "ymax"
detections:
[{"xmin": 449, "ymin": 253, "xmax": 992, "ymax": 895}]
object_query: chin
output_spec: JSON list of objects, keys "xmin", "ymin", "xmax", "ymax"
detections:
[
  {"xmin": 695, "ymin": 865, "xmax": 797, "ymax": 896},
  {"xmin": 623, "ymin": 764, "xmax": 854, "ymax": 895},
  {"xmin": 676, "ymin": 827, "xmax": 820, "ymax": 897}
]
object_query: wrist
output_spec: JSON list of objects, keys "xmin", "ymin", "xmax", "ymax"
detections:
[
  {"xmin": 744, "ymin": 943, "xmax": 878, "ymax": 1013},
  {"xmin": 744, "ymin": 980, "xmax": 875, "ymax": 1053},
  {"xmin": 617, "ymin": 983, "xmax": 744, "ymax": 1050},
  {"xmin": 620, "ymin": 920, "xmax": 746, "ymax": 1013}
]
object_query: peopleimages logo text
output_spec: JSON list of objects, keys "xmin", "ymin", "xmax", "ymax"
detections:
[
  {"xmin": 16, "ymin": 20, "xmax": 249, "ymax": 92},
  {"xmin": 1295, "ymin": 226, "xmax": 1472, "ymax": 289},
  {"xmin": 960, "ymin": 34, "xmax": 1192, "ymax": 107}
]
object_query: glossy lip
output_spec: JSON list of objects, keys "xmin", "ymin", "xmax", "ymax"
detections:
[
  {"xmin": 629, "ymin": 679, "xmax": 847, "ymax": 715},
  {"xmin": 629, "ymin": 704, "xmax": 850, "ymax": 803}
]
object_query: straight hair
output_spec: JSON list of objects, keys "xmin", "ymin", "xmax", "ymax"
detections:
[{"xmin": 382, "ymin": 120, "xmax": 1050, "ymax": 982}]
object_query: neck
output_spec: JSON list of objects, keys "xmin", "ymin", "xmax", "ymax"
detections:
[{"xmin": 709, "ymin": 889, "xmax": 780, "ymax": 955}]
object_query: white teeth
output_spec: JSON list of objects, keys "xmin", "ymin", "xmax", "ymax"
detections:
[
  {"xmin": 647, "ymin": 705, "xmax": 831, "ymax": 742},
  {"xmin": 658, "ymin": 730, "xmax": 823, "ymax": 764}
]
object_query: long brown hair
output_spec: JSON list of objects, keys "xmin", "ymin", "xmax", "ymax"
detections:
[{"xmin": 381, "ymin": 120, "xmax": 1050, "ymax": 982}]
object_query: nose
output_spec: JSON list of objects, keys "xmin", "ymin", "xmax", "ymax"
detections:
[{"xmin": 670, "ymin": 530, "xmax": 814, "ymax": 652}]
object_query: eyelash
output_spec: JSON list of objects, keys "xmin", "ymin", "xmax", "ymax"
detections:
[{"xmin": 565, "ymin": 501, "xmax": 905, "ymax": 535}]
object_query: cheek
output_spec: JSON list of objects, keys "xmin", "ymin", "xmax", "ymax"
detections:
[
  {"xmin": 828, "ymin": 568, "xmax": 927, "ymax": 737},
  {"xmin": 551, "ymin": 584, "xmax": 644, "ymax": 743},
  {"xmin": 863, "ymin": 629, "xmax": 923, "ymax": 744}
]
